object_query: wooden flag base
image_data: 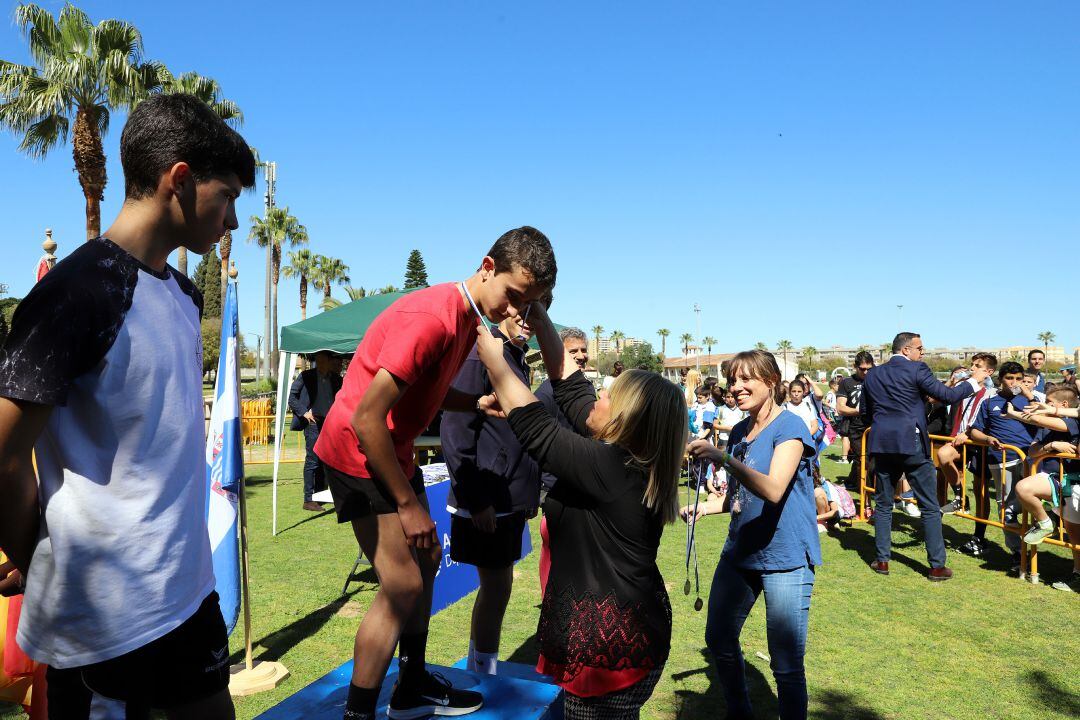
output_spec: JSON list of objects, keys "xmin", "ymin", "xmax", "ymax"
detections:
[{"xmin": 229, "ymin": 659, "xmax": 290, "ymax": 696}]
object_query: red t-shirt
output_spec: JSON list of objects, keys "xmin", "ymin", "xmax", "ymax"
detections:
[{"xmin": 314, "ymin": 283, "xmax": 478, "ymax": 478}]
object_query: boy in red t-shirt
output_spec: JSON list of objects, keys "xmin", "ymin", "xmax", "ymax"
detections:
[{"xmin": 315, "ymin": 227, "xmax": 556, "ymax": 720}]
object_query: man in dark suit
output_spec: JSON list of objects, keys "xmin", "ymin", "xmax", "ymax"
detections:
[
  {"xmin": 289, "ymin": 351, "xmax": 344, "ymax": 510},
  {"xmin": 862, "ymin": 332, "xmax": 991, "ymax": 580}
]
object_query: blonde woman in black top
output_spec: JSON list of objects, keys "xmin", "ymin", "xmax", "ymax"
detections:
[{"xmin": 474, "ymin": 303, "xmax": 687, "ymax": 720}]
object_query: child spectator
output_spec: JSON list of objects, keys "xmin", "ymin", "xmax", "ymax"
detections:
[
  {"xmin": 961, "ymin": 362, "xmax": 1036, "ymax": 566},
  {"xmin": 823, "ymin": 377, "xmax": 840, "ymax": 424},
  {"xmin": 1022, "ymin": 370, "xmax": 1047, "ymax": 403},
  {"xmin": 784, "ymin": 380, "xmax": 820, "ymax": 437},
  {"xmin": 690, "ymin": 385, "xmax": 717, "ymax": 441},
  {"xmin": 938, "ymin": 353, "xmax": 998, "ymax": 514},
  {"xmin": 1007, "ymin": 386, "xmax": 1079, "ymax": 545}
]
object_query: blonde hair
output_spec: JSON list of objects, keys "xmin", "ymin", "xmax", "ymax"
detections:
[
  {"xmin": 684, "ymin": 368, "xmax": 703, "ymax": 404},
  {"xmin": 596, "ymin": 370, "xmax": 688, "ymax": 524}
]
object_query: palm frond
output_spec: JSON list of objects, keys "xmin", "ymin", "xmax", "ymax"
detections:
[
  {"xmin": 92, "ymin": 19, "xmax": 143, "ymax": 65},
  {"xmin": 17, "ymin": 112, "xmax": 69, "ymax": 158},
  {"xmin": 56, "ymin": 3, "xmax": 93, "ymax": 57},
  {"xmin": 15, "ymin": 4, "xmax": 62, "ymax": 68},
  {"xmin": 320, "ymin": 297, "xmax": 343, "ymax": 312}
]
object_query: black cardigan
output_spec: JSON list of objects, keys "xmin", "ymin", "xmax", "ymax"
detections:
[{"xmin": 508, "ymin": 370, "xmax": 671, "ymax": 679}]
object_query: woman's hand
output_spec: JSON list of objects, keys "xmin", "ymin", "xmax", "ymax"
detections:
[
  {"xmin": 688, "ymin": 439, "xmax": 723, "ymax": 463},
  {"xmin": 475, "ymin": 324, "xmax": 506, "ymax": 369}
]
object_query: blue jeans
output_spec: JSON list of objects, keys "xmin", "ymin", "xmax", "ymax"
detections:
[
  {"xmin": 872, "ymin": 452, "xmax": 946, "ymax": 567},
  {"xmin": 705, "ymin": 559, "xmax": 815, "ymax": 720}
]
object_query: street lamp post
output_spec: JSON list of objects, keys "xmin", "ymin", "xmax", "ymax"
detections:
[
  {"xmin": 693, "ymin": 303, "xmax": 701, "ymax": 370},
  {"xmin": 261, "ymin": 161, "xmax": 277, "ymax": 383},
  {"xmin": 897, "ymin": 304, "xmax": 904, "ymax": 331}
]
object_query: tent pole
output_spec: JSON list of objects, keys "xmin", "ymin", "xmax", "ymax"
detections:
[{"xmin": 271, "ymin": 351, "xmax": 291, "ymax": 536}]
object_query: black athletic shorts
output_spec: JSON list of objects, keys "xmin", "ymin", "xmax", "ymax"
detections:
[
  {"xmin": 325, "ymin": 463, "xmax": 426, "ymax": 523},
  {"xmin": 450, "ymin": 511, "xmax": 527, "ymax": 568},
  {"xmin": 46, "ymin": 592, "xmax": 230, "ymax": 717}
]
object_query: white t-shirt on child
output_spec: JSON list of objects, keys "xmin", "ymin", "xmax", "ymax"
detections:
[{"xmin": 784, "ymin": 399, "xmax": 818, "ymax": 433}]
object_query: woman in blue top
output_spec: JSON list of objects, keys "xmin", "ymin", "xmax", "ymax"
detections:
[{"xmin": 687, "ymin": 349, "xmax": 821, "ymax": 720}]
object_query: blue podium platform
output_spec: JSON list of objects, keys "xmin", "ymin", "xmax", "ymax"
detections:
[{"xmin": 255, "ymin": 658, "xmax": 563, "ymax": 720}]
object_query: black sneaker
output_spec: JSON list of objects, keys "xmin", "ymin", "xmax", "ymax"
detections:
[
  {"xmin": 388, "ymin": 671, "xmax": 483, "ymax": 719},
  {"xmin": 957, "ymin": 537, "xmax": 985, "ymax": 556},
  {"xmin": 940, "ymin": 497, "xmax": 964, "ymax": 515}
]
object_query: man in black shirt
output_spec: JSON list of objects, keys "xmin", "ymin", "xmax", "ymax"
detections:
[{"xmin": 837, "ymin": 351, "xmax": 875, "ymax": 491}]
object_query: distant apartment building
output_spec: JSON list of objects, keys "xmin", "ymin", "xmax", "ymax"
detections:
[{"xmin": 588, "ymin": 335, "xmax": 646, "ymax": 357}]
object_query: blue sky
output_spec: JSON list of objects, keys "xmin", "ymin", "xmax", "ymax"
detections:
[{"xmin": 2, "ymin": 1, "xmax": 1078, "ymax": 355}]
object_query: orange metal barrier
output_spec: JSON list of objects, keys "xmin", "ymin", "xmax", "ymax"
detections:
[{"xmin": 1021, "ymin": 453, "xmax": 1079, "ymax": 584}]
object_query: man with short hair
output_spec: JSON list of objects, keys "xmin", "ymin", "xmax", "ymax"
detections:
[
  {"xmin": 289, "ymin": 351, "xmax": 345, "ymax": 510},
  {"xmin": 558, "ymin": 327, "xmax": 589, "ymax": 372},
  {"xmin": 0, "ymin": 93, "xmax": 255, "ymax": 718},
  {"xmin": 603, "ymin": 361, "xmax": 625, "ymax": 390},
  {"xmin": 836, "ymin": 351, "xmax": 875, "ymax": 489},
  {"xmin": 314, "ymin": 227, "xmax": 556, "ymax": 720},
  {"xmin": 862, "ymin": 332, "xmax": 990, "ymax": 581},
  {"xmin": 1027, "ymin": 349, "xmax": 1047, "ymax": 394}
]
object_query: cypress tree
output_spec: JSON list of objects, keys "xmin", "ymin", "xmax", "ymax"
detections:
[
  {"xmin": 403, "ymin": 249, "xmax": 429, "ymax": 289},
  {"xmin": 193, "ymin": 245, "xmax": 222, "ymax": 318}
]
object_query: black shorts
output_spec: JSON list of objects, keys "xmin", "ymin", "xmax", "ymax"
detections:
[
  {"xmin": 46, "ymin": 592, "xmax": 229, "ymax": 716},
  {"xmin": 450, "ymin": 511, "xmax": 527, "ymax": 568},
  {"xmin": 325, "ymin": 463, "xmax": 427, "ymax": 523}
]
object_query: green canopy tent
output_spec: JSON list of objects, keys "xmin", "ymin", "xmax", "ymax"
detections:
[{"xmin": 270, "ymin": 290, "xmax": 565, "ymax": 534}]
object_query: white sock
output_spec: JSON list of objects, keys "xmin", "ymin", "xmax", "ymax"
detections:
[
  {"xmin": 466, "ymin": 640, "xmax": 477, "ymax": 672},
  {"xmin": 472, "ymin": 649, "xmax": 498, "ymax": 675},
  {"xmin": 1038, "ymin": 517, "xmax": 1053, "ymax": 529}
]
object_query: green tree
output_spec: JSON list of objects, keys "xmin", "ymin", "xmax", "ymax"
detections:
[
  {"xmin": 680, "ymin": 333, "xmax": 694, "ymax": 356},
  {"xmin": 0, "ymin": 310, "xmax": 7, "ymax": 347},
  {"xmin": 754, "ymin": 341, "xmax": 768, "ymax": 351},
  {"xmin": 247, "ymin": 206, "xmax": 308, "ymax": 369},
  {"xmin": 657, "ymin": 328, "xmax": 670, "ymax": 356},
  {"xmin": 404, "ymin": 249, "xmax": 429, "ymax": 289},
  {"xmin": 702, "ymin": 336, "xmax": 717, "ymax": 357},
  {"xmin": 312, "ymin": 255, "xmax": 351, "ymax": 300},
  {"xmin": 192, "ymin": 245, "xmax": 222, "ymax": 318},
  {"xmin": 592, "ymin": 325, "xmax": 604, "ymax": 356},
  {"xmin": 1037, "ymin": 331, "xmax": 1055, "ymax": 354},
  {"xmin": 777, "ymin": 339, "xmax": 793, "ymax": 369},
  {"xmin": 800, "ymin": 345, "xmax": 817, "ymax": 371},
  {"xmin": 201, "ymin": 316, "xmax": 221, "ymax": 376},
  {"xmin": 610, "ymin": 330, "xmax": 625, "ymax": 354},
  {"xmin": 0, "ymin": 4, "xmax": 242, "ymax": 244},
  {"xmin": 620, "ymin": 342, "xmax": 662, "ymax": 373},
  {"xmin": 376, "ymin": 284, "xmax": 399, "ymax": 295},
  {"xmin": 282, "ymin": 248, "xmax": 317, "ymax": 319},
  {"xmin": 320, "ymin": 285, "xmax": 368, "ymax": 312}
]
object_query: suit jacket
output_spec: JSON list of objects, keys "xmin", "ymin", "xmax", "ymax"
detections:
[
  {"xmin": 288, "ymin": 368, "xmax": 343, "ymax": 431},
  {"xmin": 862, "ymin": 355, "xmax": 975, "ymax": 457}
]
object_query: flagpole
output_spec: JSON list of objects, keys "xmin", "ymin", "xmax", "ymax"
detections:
[{"xmin": 227, "ymin": 267, "xmax": 289, "ymax": 697}]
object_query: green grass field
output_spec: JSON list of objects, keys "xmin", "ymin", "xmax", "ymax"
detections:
[{"xmin": 3, "ymin": 443, "xmax": 1077, "ymax": 719}]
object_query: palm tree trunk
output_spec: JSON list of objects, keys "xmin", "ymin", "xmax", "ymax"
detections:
[
  {"xmin": 299, "ymin": 276, "xmax": 308, "ymax": 320},
  {"xmin": 219, "ymin": 231, "xmax": 232, "ymax": 300},
  {"xmin": 324, "ymin": 281, "xmax": 331, "ymax": 299},
  {"xmin": 176, "ymin": 247, "xmax": 188, "ymax": 276},
  {"xmin": 661, "ymin": 337, "xmax": 666, "ymax": 355},
  {"xmin": 73, "ymin": 108, "xmax": 107, "ymax": 240}
]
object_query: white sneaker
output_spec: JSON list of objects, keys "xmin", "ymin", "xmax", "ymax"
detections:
[
  {"xmin": 817, "ymin": 523, "xmax": 828, "ymax": 534},
  {"xmin": 898, "ymin": 501, "xmax": 921, "ymax": 518}
]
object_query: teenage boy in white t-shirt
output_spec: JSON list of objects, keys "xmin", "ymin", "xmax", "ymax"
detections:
[{"xmin": 0, "ymin": 94, "xmax": 255, "ymax": 718}]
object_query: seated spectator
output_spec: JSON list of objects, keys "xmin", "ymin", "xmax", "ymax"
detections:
[
  {"xmin": 937, "ymin": 354, "xmax": 998, "ymax": 514},
  {"xmin": 1008, "ymin": 385, "xmax": 1079, "ymax": 545},
  {"xmin": 961, "ymin": 362, "xmax": 1036, "ymax": 568}
]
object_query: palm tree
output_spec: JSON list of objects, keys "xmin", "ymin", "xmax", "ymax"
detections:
[
  {"xmin": 1, "ymin": 4, "xmax": 242, "ymax": 244},
  {"xmin": 375, "ymin": 284, "xmax": 399, "ymax": 295},
  {"xmin": 1, "ymin": 4, "xmax": 161, "ymax": 240},
  {"xmin": 702, "ymin": 336, "xmax": 717, "ymax": 356},
  {"xmin": 282, "ymin": 249, "xmax": 316, "ymax": 319},
  {"xmin": 879, "ymin": 343, "xmax": 890, "ymax": 364},
  {"xmin": 320, "ymin": 285, "xmax": 367, "ymax": 312},
  {"xmin": 802, "ymin": 345, "xmax": 817, "ymax": 369},
  {"xmin": 592, "ymin": 325, "xmax": 604, "ymax": 357},
  {"xmin": 680, "ymin": 333, "xmax": 694, "ymax": 357},
  {"xmin": 777, "ymin": 340, "xmax": 793, "ymax": 370},
  {"xmin": 754, "ymin": 342, "xmax": 768, "ymax": 351},
  {"xmin": 1037, "ymin": 331, "xmax": 1055, "ymax": 355},
  {"xmin": 247, "ymin": 207, "xmax": 308, "ymax": 369},
  {"xmin": 657, "ymin": 328, "xmax": 670, "ymax": 356},
  {"xmin": 312, "ymin": 255, "xmax": 351, "ymax": 300},
  {"xmin": 610, "ymin": 330, "xmax": 625, "ymax": 355}
]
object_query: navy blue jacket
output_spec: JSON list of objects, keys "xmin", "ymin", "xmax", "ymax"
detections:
[
  {"xmin": 862, "ymin": 355, "xmax": 975, "ymax": 457},
  {"xmin": 288, "ymin": 368, "xmax": 342, "ymax": 431},
  {"xmin": 441, "ymin": 330, "xmax": 557, "ymax": 513}
]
